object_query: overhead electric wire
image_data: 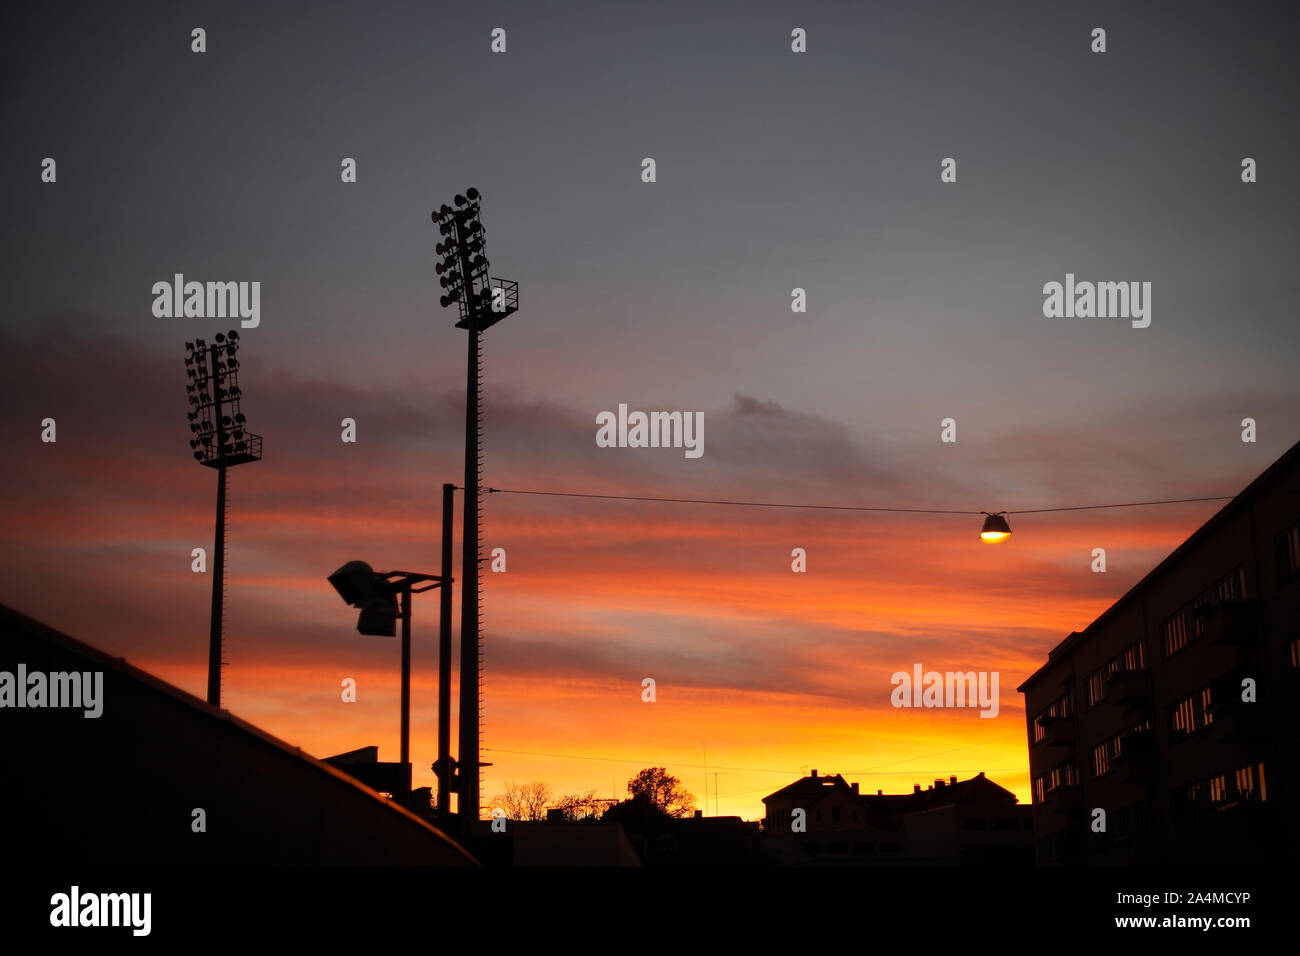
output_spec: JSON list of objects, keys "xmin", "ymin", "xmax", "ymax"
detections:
[
  {"xmin": 1009, "ymin": 495, "xmax": 1234, "ymax": 514},
  {"xmin": 477, "ymin": 486, "xmax": 1234, "ymax": 516},
  {"xmin": 483, "ymin": 487, "xmax": 980, "ymax": 514}
]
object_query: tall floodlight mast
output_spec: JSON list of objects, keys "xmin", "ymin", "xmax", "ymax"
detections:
[
  {"xmin": 432, "ymin": 187, "xmax": 518, "ymax": 824},
  {"xmin": 183, "ymin": 331, "xmax": 262, "ymax": 707}
]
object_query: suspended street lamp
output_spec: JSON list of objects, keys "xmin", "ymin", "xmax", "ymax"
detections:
[{"xmin": 980, "ymin": 512, "xmax": 1012, "ymax": 543}]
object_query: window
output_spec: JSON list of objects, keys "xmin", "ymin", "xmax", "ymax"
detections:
[
  {"xmin": 1090, "ymin": 642, "xmax": 1146, "ymax": 707},
  {"xmin": 1208, "ymin": 774, "xmax": 1227, "ymax": 804},
  {"xmin": 1086, "ymin": 670, "xmax": 1104, "ymax": 708},
  {"xmin": 1092, "ymin": 742, "xmax": 1110, "ymax": 778},
  {"xmin": 1119, "ymin": 640, "xmax": 1146, "ymax": 671},
  {"xmin": 1091, "ymin": 724, "xmax": 1145, "ymax": 780},
  {"xmin": 1179, "ymin": 765, "xmax": 1268, "ymax": 825},
  {"xmin": 1193, "ymin": 567, "xmax": 1247, "ymax": 636},
  {"xmin": 1236, "ymin": 762, "xmax": 1268, "ymax": 802},
  {"xmin": 1234, "ymin": 765, "xmax": 1255, "ymax": 801},
  {"xmin": 1163, "ymin": 612, "xmax": 1189, "ymax": 656},
  {"xmin": 831, "ymin": 805, "xmax": 841, "ymax": 823},
  {"xmin": 1172, "ymin": 687, "xmax": 1214, "ymax": 740},
  {"xmin": 1290, "ymin": 636, "xmax": 1300, "ymax": 669},
  {"xmin": 1034, "ymin": 776, "xmax": 1045, "ymax": 804},
  {"xmin": 1190, "ymin": 569, "xmax": 1250, "ymax": 643},
  {"xmin": 1218, "ymin": 567, "xmax": 1245, "ymax": 601},
  {"xmin": 1279, "ymin": 523, "xmax": 1300, "ymax": 581},
  {"xmin": 1171, "ymin": 696, "xmax": 1196, "ymax": 738},
  {"xmin": 1033, "ymin": 692, "xmax": 1074, "ymax": 743}
]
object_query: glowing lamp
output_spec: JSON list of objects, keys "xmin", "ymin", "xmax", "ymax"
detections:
[{"xmin": 980, "ymin": 512, "xmax": 1012, "ymax": 543}]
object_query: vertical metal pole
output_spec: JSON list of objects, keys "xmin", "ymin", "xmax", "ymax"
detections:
[
  {"xmin": 400, "ymin": 588, "xmax": 412, "ymax": 796},
  {"xmin": 208, "ymin": 464, "xmax": 225, "ymax": 707},
  {"xmin": 438, "ymin": 483, "xmax": 454, "ymax": 813},
  {"xmin": 207, "ymin": 342, "xmax": 228, "ymax": 708},
  {"xmin": 458, "ymin": 324, "xmax": 480, "ymax": 823}
]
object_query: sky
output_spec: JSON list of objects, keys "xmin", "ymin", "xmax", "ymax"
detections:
[{"xmin": 2, "ymin": 0, "xmax": 1298, "ymax": 818}]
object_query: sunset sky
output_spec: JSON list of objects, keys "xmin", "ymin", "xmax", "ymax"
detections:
[{"xmin": 2, "ymin": 0, "xmax": 1298, "ymax": 818}]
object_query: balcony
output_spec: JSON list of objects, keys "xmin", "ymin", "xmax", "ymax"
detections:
[
  {"xmin": 1104, "ymin": 670, "xmax": 1151, "ymax": 712},
  {"xmin": 1111, "ymin": 729, "xmax": 1157, "ymax": 783},
  {"xmin": 1225, "ymin": 799, "xmax": 1275, "ymax": 837},
  {"xmin": 1043, "ymin": 717, "xmax": 1077, "ymax": 749},
  {"xmin": 1213, "ymin": 702, "xmax": 1266, "ymax": 742},
  {"xmin": 1201, "ymin": 599, "xmax": 1260, "ymax": 647},
  {"xmin": 1047, "ymin": 784, "xmax": 1084, "ymax": 815}
]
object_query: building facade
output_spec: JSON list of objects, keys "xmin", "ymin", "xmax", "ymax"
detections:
[{"xmin": 1019, "ymin": 440, "xmax": 1300, "ymax": 864}]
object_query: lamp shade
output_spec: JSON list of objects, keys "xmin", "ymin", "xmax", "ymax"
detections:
[{"xmin": 980, "ymin": 513, "xmax": 1012, "ymax": 542}]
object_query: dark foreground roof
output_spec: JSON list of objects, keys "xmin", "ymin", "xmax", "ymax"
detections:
[{"xmin": 0, "ymin": 604, "xmax": 475, "ymax": 866}]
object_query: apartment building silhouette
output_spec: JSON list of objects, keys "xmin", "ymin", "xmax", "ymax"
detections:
[
  {"xmin": 761, "ymin": 770, "xmax": 1032, "ymax": 865},
  {"xmin": 1019, "ymin": 440, "xmax": 1300, "ymax": 864}
]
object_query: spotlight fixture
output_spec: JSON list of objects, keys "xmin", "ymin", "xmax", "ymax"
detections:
[{"xmin": 327, "ymin": 560, "xmax": 447, "ymax": 798}]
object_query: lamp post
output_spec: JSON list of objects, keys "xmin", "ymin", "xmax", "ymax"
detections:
[
  {"xmin": 328, "ymin": 563, "xmax": 445, "ymax": 797},
  {"xmin": 435, "ymin": 482, "xmax": 455, "ymax": 815},
  {"xmin": 183, "ymin": 330, "xmax": 262, "ymax": 708}
]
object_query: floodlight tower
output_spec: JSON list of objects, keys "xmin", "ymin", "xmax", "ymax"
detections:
[
  {"xmin": 183, "ymin": 331, "xmax": 262, "ymax": 707},
  {"xmin": 432, "ymin": 187, "xmax": 518, "ymax": 823}
]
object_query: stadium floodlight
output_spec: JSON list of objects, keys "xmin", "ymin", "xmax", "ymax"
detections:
[
  {"xmin": 180, "ymin": 329, "xmax": 263, "ymax": 707},
  {"xmin": 429, "ymin": 187, "xmax": 521, "ymax": 823}
]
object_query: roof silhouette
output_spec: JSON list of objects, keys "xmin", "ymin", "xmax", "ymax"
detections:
[{"xmin": 0, "ymin": 603, "xmax": 475, "ymax": 866}]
